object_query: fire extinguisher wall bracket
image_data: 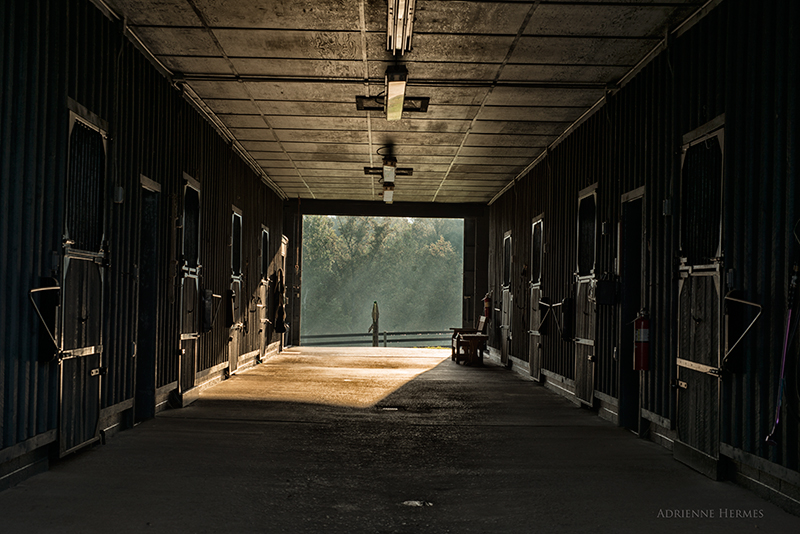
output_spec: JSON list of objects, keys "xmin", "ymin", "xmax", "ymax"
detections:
[{"xmin": 634, "ymin": 311, "xmax": 650, "ymax": 371}]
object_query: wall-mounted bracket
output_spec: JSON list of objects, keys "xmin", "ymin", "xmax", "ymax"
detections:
[{"xmin": 723, "ymin": 295, "xmax": 762, "ymax": 367}]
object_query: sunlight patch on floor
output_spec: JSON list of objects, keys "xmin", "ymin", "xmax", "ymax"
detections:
[{"xmin": 201, "ymin": 347, "xmax": 451, "ymax": 408}]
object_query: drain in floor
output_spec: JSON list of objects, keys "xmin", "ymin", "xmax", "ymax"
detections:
[{"xmin": 402, "ymin": 500, "xmax": 433, "ymax": 507}]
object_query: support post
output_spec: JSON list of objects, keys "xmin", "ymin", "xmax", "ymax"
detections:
[{"xmin": 370, "ymin": 301, "xmax": 379, "ymax": 347}]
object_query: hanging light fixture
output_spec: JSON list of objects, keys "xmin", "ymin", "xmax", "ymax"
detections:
[
  {"xmin": 384, "ymin": 65, "xmax": 408, "ymax": 121},
  {"xmin": 387, "ymin": 0, "xmax": 416, "ymax": 55},
  {"xmin": 365, "ymin": 151, "xmax": 413, "ymax": 203}
]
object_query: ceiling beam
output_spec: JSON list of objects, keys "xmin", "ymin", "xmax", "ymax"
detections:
[
  {"xmin": 177, "ymin": 73, "xmax": 608, "ymax": 90},
  {"xmin": 128, "ymin": 24, "xmax": 665, "ymax": 42},
  {"xmin": 358, "ymin": 0, "xmax": 376, "ymax": 199},
  {"xmin": 294, "ymin": 199, "xmax": 488, "ymax": 219}
]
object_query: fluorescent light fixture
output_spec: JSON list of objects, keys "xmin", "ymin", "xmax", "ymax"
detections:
[
  {"xmin": 382, "ymin": 157, "xmax": 397, "ymax": 185},
  {"xmin": 387, "ymin": 0, "xmax": 415, "ymax": 55},
  {"xmin": 384, "ymin": 65, "xmax": 408, "ymax": 121}
]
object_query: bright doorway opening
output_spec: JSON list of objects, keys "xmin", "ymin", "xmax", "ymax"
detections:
[{"xmin": 300, "ymin": 216, "xmax": 464, "ymax": 347}]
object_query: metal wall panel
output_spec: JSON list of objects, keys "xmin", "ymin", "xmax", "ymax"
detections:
[
  {"xmin": 721, "ymin": 0, "xmax": 799, "ymax": 472},
  {"xmin": 195, "ymin": 157, "xmax": 286, "ymax": 374},
  {"xmin": 488, "ymin": 0, "xmax": 799, "ymax": 474},
  {"xmin": 0, "ymin": 0, "xmax": 285, "ymax": 463},
  {"xmin": 1, "ymin": 0, "xmax": 66, "ymax": 453}
]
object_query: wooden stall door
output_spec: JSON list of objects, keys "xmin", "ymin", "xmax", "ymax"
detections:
[
  {"xmin": 280, "ymin": 235, "xmax": 289, "ymax": 348},
  {"xmin": 676, "ymin": 272, "xmax": 722, "ymax": 468},
  {"xmin": 574, "ymin": 280, "xmax": 596, "ymax": 404},
  {"xmin": 258, "ymin": 281, "xmax": 269, "ymax": 357},
  {"xmin": 501, "ymin": 289, "xmax": 512, "ymax": 364},
  {"xmin": 258, "ymin": 228, "xmax": 271, "ymax": 360},
  {"xmin": 179, "ymin": 180, "xmax": 201, "ymax": 394},
  {"xmin": 501, "ymin": 232, "xmax": 512, "ymax": 365},
  {"xmin": 59, "ymin": 116, "xmax": 106, "ymax": 456},
  {"xmin": 674, "ymin": 120, "xmax": 724, "ymax": 478},
  {"xmin": 529, "ymin": 287, "xmax": 543, "ymax": 380},
  {"xmin": 179, "ymin": 276, "xmax": 199, "ymax": 393},
  {"xmin": 60, "ymin": 258, "xmax": 103, "ymax": 456},
  {"xmin": 574, "ymin": 188, "xmax": 598, "ymax": 405},
  {"xmin": 228, "ymin": 278, "xmax": 242, "ymax": 373},
  {"xmin": 528, "ymin": 218, "xmax": 544, "ymax": 381},
  {"xmin": 228, "ymin": 210, "xmax": 244, "ymax": 373}
]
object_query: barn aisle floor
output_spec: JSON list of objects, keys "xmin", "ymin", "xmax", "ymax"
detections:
[{"xmin": 0, "ymin": 347, "xmax": 798, "ymax": 533}]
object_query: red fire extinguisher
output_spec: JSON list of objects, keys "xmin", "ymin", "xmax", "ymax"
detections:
[
  {"xmin": 483, "ymin": 293, "xmax": 492, "ymax": 318},
  {"xmin": 634, "ymin": 312, "xmax": 649, "ymax": 371}
]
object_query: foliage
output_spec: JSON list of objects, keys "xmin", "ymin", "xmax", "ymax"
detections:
[{"xmin": 301, "ymin": 216, "xmax": 463, "ymax": 336}]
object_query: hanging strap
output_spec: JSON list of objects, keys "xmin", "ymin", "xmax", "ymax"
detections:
[
  {"xmin": 766, "ymin": 264, "xmax": 798, "ymax": 444},
  {"xmin": 766, "ymin": 309, "xmax": 792, "ymax": 445}
]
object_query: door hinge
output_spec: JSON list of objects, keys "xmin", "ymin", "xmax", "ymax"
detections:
[
  {"xmin": 673, "ymin": 380, "xmax": 688, "ymax": 390},
  {"xmin": 90, "ymin": 367, "xmax": 107, "ymax": 377}
]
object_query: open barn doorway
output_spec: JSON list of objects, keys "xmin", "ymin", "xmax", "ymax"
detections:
[{"xmin": 300, "ymin": 216, "xmax": 464, "ymax": 348}]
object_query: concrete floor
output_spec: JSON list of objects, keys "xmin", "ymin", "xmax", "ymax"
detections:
[{"xmin": 1, "ymin": 346, "xmax": 799, "ymax": 533}]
